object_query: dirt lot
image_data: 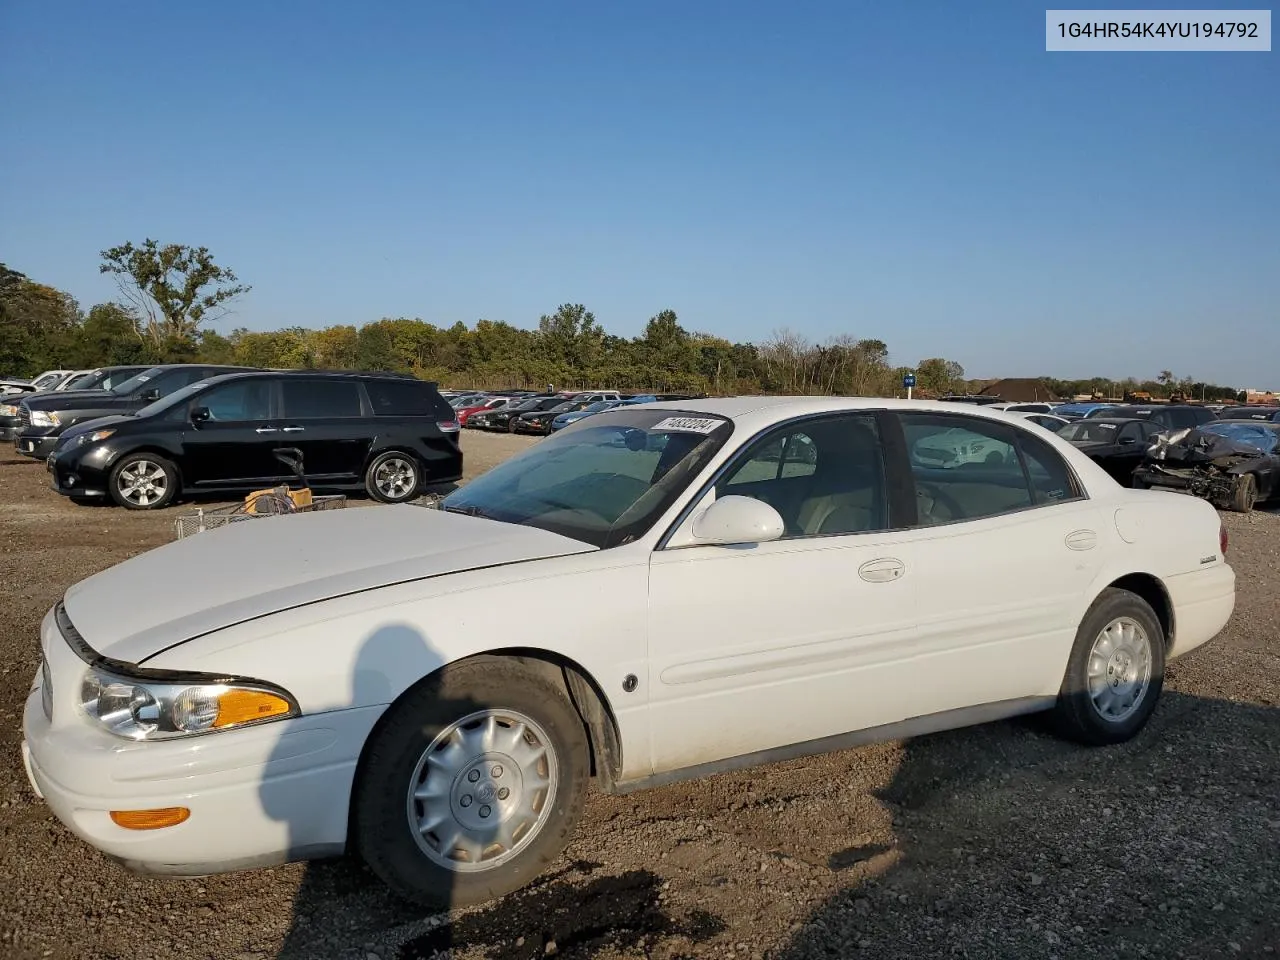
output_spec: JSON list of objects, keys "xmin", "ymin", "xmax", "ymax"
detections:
[{"xmin": 1, "ymin": 431, "xmax": 1277, "ymax": 960}]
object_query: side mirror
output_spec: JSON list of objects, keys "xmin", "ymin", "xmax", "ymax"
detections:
[
  {"xmin": 190, "ymin": 406, "xmax": 211, "ymax": 423},
  {"xmin": 140, "ymin": 388, "xmax": 160, "ymax": 402},
  {"xmin": 672, "ymin": 495, "xmax": 785, "ymax": 548}
]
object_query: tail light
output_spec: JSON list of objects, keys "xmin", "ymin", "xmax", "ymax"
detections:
[
  {"xmin": 1220, "ymin": 520, "xmax": 1229, "ymax": 557},
  {"xmin": 437, "ymin": 420, "xmax": 460, "ymax": 434}
]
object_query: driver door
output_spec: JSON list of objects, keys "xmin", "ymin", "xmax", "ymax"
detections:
[{"xmin": 180, "ymin": 378, "xmax": 285, "ymax": 487}]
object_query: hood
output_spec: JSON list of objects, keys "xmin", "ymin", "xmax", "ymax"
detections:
[
  {"xmin": 23, "ymin": 390, "xmax": 121, "ymax": 410},
  {"xmin": 57, "ymin": 414, "xmax": 138, "ymax": 443},
  {"xmin": 61, "ymin": 505, "xmax": 596, "ymax": 664}
]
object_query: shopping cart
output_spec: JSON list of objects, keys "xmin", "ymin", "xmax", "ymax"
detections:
[{"xmin": 173, "ymin": 447, "xmax": 347, "ymax": 539}]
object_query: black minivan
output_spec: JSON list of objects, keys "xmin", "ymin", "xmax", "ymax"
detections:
[{"xmin": 46, "ymin": 370, "xmax": 463, "ymax": 509}]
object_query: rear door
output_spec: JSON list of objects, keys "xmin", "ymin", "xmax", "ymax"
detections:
[
  {"xmin": 179, "ymin": 377, "xmax": 285, "ymax": 487},
  {"xmin": 890, "ymin": 412, "xmax": 1107, "ymax": 707},
  {"xmin": 278, "ymin": 377, "xmax": 371, "ymax": 482}
]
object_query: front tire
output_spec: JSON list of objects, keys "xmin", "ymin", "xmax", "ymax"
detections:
[
  {"xmin": 1051, "ymin": 588, "xmax": 1165, "ymax": 746},
  {"xmin": 108, "ymin": 453, "xmax": 178, "ymax": 510},
  {"xmin": 354, "ymin": 656, "xmax": 589, "ymax": 908},
  {"xmin": 366, "ymin": 452, "xmax": 421, "ymax": 504},
  {"xmin": 1231, "ymin": 473, "xmax": 1257, "ymax": 513}
]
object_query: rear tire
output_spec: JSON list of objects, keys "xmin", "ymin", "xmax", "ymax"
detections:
[
  {"xmin": 354, "ymin": 657, "xmax": 589, "ymax": 908},
  {"xmin": 108, "ymin": 453, "xmax": 179, "ymax": 510},
  {"xmin": 1231, "ymin": 473, "xmax": 1257, "ymax": 513},
  {"xmin": 1051, "ymin": 588, "xmax": 1165, "ymax": 746}
]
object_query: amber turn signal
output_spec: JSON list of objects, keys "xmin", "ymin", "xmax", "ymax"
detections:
[
  {"xmin": 213, "ymin": 689, "xmax": 293, "ymax": 728},
  {"xmin": 109, "ymin": 807, "xmax": 191, "ymax": 830}
]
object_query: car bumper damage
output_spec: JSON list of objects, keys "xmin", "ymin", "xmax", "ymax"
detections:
[{"xmin": 1137, "ymin": 426, "xmax": 1275, "ymax": 508}]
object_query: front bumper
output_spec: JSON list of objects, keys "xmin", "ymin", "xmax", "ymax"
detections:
[
  {"xmin": 46, "ymin": 447, "xmax": 112, "ymax": 499},
  {"xmin": 21, "ymin": 609, "xmax": 382, "ymax": 876},
  {"xmin": 15, "ymin": 431, "xmax": 59, "ymax": 459},
  {"xmin": 0, "ymin": 416, "xmax": 18, "ymax": 442},
  {"xmin": 512, "ymin": 419, "xmax": 550, "ymax": 434}
]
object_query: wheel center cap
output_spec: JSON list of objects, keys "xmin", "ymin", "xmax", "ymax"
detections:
[{"xmin": 476, "ymin": 782, "xmax": 496, "ymax": 803}]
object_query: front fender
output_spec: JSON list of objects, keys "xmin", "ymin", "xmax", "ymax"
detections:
[{"xmin": 142, "ymin": 548, "xmax": 656, "ymax": 781}]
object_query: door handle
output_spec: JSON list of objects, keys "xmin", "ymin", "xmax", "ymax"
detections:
[
  {"xmin": 255, "ymin": 427, "xmax": 278, "ymax": 434},
  {"xmin": 281, "ymin": 426, "xmax": 305, "ymax": 433},
  {"xmin": 858, "ymin": 558, "xmax": 905, "ymax": 583},
  {"xmin": 1065, "ymin": 529, "xmax": 1098, "ymax": 551}
]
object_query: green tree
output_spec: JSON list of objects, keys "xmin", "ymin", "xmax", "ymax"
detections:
[
  {"xmin": 72, "ymin": 303, "xmax": 148, "ymax": 366},
  {"xmin": 99, "ymin": 239, "xmax": 250, "ymax": 357}
]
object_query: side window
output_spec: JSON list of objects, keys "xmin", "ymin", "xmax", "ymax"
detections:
[
  {"xmin": 716, "ymin": 415, "xmax": 887, "ymax": 537},
  {"xmin": 281, "ymin": 379, "xmax": 363, "ymax": 419},
  {"xmin": 902, "ymin": 415, "xmax": 1035, "ymax": 525},
  {"xmin": 196, "ymin": 380, "xmax": 272, "ymax": 421},
  {"xmin": 1117, "ymin": 423, "xmax": 1142, "ymax": 445}
]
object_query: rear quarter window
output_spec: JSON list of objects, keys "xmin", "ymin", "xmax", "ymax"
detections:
[{"xmin": 364, "ymin": 379, "xmax": 450, "ymax": 418}]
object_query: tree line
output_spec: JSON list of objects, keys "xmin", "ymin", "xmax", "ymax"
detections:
[{"xmin": 0, "ymin": 244, "xmax": 1244, "ymax": 402}]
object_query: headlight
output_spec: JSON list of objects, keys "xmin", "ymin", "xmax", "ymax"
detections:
[
  {"xmin": 77, "ymin": 428, "xmax": 115, "ymax": 445},
  {"xmin": 0, "ymin": 403, "xmax": 17, "ymax": 416},
  {"xmin": 30, "ymin": 409, "xmax": 60, "ymax": 427},
  {"xmin": 79, "ymin": 668, "xmax": 298, "ymax": 740}
]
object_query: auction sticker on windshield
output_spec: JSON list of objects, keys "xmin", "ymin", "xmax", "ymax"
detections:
[{"xmin": 651, "ymin": 416, "xmax": 725, "ymax": 434}]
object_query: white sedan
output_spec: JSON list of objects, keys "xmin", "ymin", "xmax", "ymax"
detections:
[{"xmin": 22, "ymin": 397, "xmax": 1235, "ymax": 907}]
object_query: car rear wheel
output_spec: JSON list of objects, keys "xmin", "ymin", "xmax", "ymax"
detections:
[
  {"xmin": 1231, "ymin": 473, "xmax": 1257, "ymax": 513},
  {"xmin": 366, "ymin": 452, "xmax": 420, "ymax": 503},
  {"xmin": 1051, "ymin": 588, "xmax": 1165, "ymax": 746},
  {"xmin": 108, "ymin": 454, "xmax": 178, "ymax": 510},
  {"xmin": 508, "ymin": 418, "xmax": 519, "ymax": 433},
  {"xmin": 354, "ymin": 656, "xmax": 589, "ymax": 908}
]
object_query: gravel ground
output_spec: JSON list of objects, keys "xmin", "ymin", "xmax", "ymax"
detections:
[{"xmin": 1, "ymin": 431, "xmax": 1277, "ymax": 960}]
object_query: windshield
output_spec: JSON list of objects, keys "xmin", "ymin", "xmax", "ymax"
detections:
[
  {"xmin": 1201, "ymin": 422, "xmax": 1280, "ymax": 455},
  {"xmin": 581, "ymin": 400, "xmax": 615, "ymax": 413},
  {"xmin": 110, "ymin": 366, "xmax": 165, "ymax": 395},
  {"xmin": 1060, "ymin": 421, "xmax": 1122, "ymax": 443},
  {"xmin": 440, "ymin": 409, "xmax": 734, "ymax": 548},
  {"xmin": 507, "ymin": 398, "xmax": 545, "ymax": 412},
  {"xmin": 62, "ymin": 372, "xmax": 96, "ymax": 390},
  {"xmin": 33, "ymin": 372, "xmax": 63, "ymax": 388}
]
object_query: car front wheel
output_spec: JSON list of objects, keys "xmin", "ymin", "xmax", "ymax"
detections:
[
  {"xmin": 1051, "ymin": 587, "xmax": 1165, "ymax": 746},
  {"xmin": 1231, "ymin": 473, "xmax": 1258, "ymax": 513},
  {"xmin": 366, "ymin": 452, "xmax": 421, "ymax": 503},
  {"xmin": 108, "ymin": 453, "xmax": 179, "ymax": 510},
  {"xmin": 353, "ymin": 656, "xmax": 589, "ymax": 908}
]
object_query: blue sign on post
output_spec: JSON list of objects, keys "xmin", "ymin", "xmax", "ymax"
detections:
[{"xmin": 903, "ymin": 372, "xmax": 916, "ymax": 388}]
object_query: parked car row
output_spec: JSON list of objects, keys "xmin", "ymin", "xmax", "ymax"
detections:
[
  {"xmin": 455, "ymin": 389, "xmax": 703, "ymax": 436},
  {"xmin": 5, "ymin": 364, "xmax": 463, "ymax": 510}
]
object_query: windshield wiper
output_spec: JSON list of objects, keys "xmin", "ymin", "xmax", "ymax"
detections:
[{"xmin": 441, "ymin": 503, "xmax": 485, "ymax": 517}]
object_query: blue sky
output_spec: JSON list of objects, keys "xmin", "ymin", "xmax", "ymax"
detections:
[{"xmin": 1, "ymin": 1, "xmax": 1276, "ymax": 385}]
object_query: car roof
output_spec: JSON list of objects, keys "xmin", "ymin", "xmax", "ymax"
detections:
[
  {"xmin": 1070, "ymin": 416, "xmax": 1151, "ymax": 426},
  {"xmin": 639, "ymin": 395, "xmax": 1140, "ymax": 425}
]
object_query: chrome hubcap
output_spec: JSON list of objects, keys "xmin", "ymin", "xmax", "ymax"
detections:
[
  {"xmin": 406, "ymin": 710, "xmax": 557, "ymax": 872},
  {"xmin": 118, "ymin": 461, "xmax": 166, "ymax": 506},
  {"xmin": 375, "ymin": 457, "xmax": 416, "ymax": 498},
  {"xmin": 1087, "ymin": 616, "xmax": 1153, "ymax": 722}
]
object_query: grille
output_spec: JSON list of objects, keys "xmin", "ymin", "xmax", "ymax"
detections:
[
  {"xmin": 19, "ymin": 406, "xmax": 31, "ymax": 428},
  {"xmin": 40, "ymin": 655, "xmax": 52, "ymax": 720}
]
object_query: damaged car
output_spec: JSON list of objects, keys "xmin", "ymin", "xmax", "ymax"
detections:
[{"xmin": 1134, "ymin": 421, "xmax": 1280, "ymax": 513}]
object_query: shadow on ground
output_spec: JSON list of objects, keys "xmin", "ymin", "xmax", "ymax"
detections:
[{"xmin": 268, "ymin": 690, "xmax": 1278, "ymax": 959}]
